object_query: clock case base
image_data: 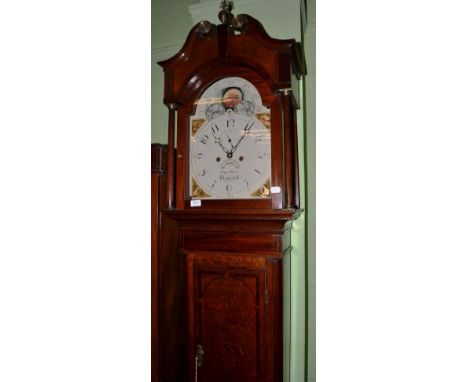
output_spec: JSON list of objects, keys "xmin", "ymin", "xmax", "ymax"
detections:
[{"xmin": 165, "ymin": 208, "xmax": 301, "ymax": 381}]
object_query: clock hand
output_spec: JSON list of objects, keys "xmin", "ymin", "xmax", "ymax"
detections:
[
  {"xmin": 216, "ymin": 135, "xmax": 235, "ymax": 159},
  {"xmin": 214, "ymin": 136, "xmax": 230, "ymax": 154},
  {"xmin": 226, "ymin": 134, "xmax": 235, "ymax": 149},
  {"xmin": 211, "ymin": 125, "xmax": 231, "ymax": 155},
  {"xmin": 231, "ymin": 120, "xmax": 255, "ymax": 154},
  {"xmin": 218, "ymin": 132, "xmax": 237, "ymax": 158}
]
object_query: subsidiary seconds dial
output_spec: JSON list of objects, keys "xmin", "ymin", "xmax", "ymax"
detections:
[{"xmin": 190, "ymin": 110, "xmax": 271, "ymax": 199}]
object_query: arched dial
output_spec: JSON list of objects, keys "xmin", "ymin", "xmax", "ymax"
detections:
[{"xmin": 190, "ymin": 110, "xmax": 271, "ymax": 199}]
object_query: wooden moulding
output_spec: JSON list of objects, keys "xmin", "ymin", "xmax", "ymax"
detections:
[{"xmin": 158, "ymin": 14, "xmax": 305, "ymax": 108}]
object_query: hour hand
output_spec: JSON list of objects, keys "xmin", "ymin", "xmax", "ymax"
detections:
[
  {"xmin": 214, "ymin": 136, "xmax": 229, "ymax": 154},
  {"xmin": 211, "ymin": 125, "xmax": 229, "ymax": 154}
]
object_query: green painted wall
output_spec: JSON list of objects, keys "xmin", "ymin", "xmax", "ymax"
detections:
[
  {"xmin": 304, "ymin": 1, "xmax": 316, "ymax": 381},
  {"xmin": 152, "ymin": 1, "xmax": 315, "ymax": 380}
]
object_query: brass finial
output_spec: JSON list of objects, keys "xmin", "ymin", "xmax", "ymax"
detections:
[
  {"xmin": 196, "ymin": 20, "xmax": 214, "ymax": 36},
  {"xmin": 218, "ymin": 1, "xmax": 246, "ymax": 32},
  {"xmin": 218, "ymin": 0, "xmax": 233, "ymax": 24},
  {"xmin": 220, "ymin": 0, "xmax": 232, "ymax": 11}
]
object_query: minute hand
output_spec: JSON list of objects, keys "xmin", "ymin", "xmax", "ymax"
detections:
[{"xmin": 231, "ymin": 120, "xmax": 255, "ymax": 153}]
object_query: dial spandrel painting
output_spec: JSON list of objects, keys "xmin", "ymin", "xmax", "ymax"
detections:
[{"xmin": 190, "ymin": 77, "xmax": 271, "ymax": 200}]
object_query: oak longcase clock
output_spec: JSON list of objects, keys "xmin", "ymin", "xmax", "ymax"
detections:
[{"xmin": 156, "ymin": 1, "xmax": 305, "ymax": 381}]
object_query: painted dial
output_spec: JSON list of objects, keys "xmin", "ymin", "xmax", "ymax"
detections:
[
  {"xmin": 191, "ymin": 110, "xmax": 271, "ymax": 199},
  {"xmin": 189, "ymin": 77, "xmax": 271, "ymax": 200}
]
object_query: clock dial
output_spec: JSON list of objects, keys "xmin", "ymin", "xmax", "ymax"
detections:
[
  {"xmin": 191, "ymin": 110, "xmax": 270, "ymax": 199},
  {"xmin": 190, "ymin": 77, "xmax": 272, "ymax": 200},
  {"xmin": 190, "ymin": 77, "xmax": 271, "ymax": 199}
]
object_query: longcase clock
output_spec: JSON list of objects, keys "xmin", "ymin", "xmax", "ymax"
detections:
[{"xmin": 156, "ymin": 1, "xmax": 305, "ymax": 380}]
